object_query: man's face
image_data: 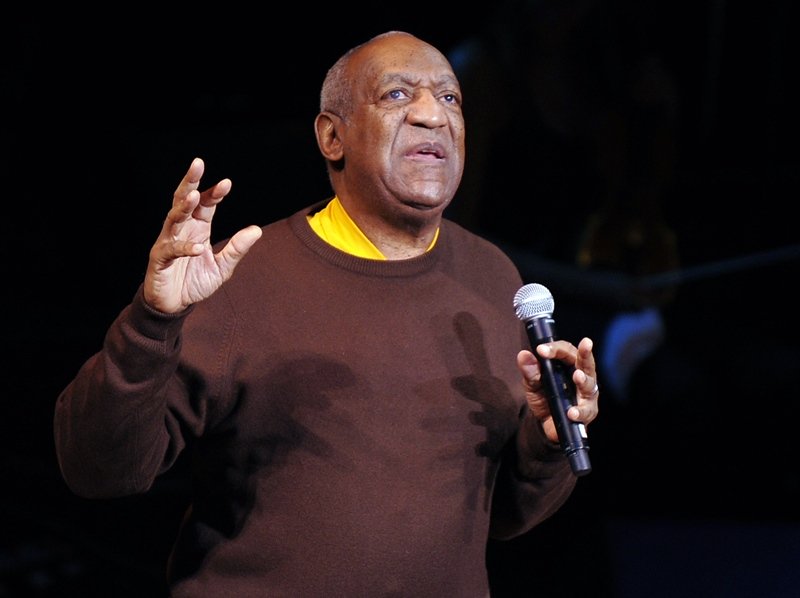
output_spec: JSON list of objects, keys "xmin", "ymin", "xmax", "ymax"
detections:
[{"xmin": 339, "ymin": 34, "xmax": 466, "ymax": 224}]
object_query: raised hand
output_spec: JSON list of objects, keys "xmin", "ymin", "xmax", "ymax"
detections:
[{"xmin": 143, "ymin": 158, "xmax": 263, "ymax": 313}]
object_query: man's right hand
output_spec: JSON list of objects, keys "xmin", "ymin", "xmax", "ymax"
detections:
[{"xmin": 143, "ymin": 157, "xmax": 263, "ymax": 314}]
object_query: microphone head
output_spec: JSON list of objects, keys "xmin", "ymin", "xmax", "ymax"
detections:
[{"xmin": 513, "ymin": 283, "xmax": 554, "ymax": 322}]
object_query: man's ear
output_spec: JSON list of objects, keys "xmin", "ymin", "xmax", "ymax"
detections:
[{"xmin": 314, "ymin": 112, "xmax": 344, "ymax": 161}]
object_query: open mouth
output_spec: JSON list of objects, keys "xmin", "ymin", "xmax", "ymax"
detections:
[{"xmin": 408, "ymin": 142, "xmax": 446, "ymax": 159}]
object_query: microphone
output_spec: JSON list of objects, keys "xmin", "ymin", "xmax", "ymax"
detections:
[{"xmin": 513, "ymin": 283, "xmax": 592, "ymax": 476}]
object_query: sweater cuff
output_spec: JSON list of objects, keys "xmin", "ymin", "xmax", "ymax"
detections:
[
  {"xmin": 128, "ymin": 285, "xmax": 194, "ymax": 342},
  {"xmin": 516, "ymin": 407, "xmax": 568, "ymax": 477}
]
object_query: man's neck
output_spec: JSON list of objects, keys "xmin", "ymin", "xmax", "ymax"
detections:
[
  {"xmin": 359, "ymin": 216, "xmax": 440, "ymax": 259},
  {"xmin": 339, "ymin": 198, "xmax": 441, "ymax": 260}
]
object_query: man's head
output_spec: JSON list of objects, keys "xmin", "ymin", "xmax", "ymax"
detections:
[{"xmin": 315, "ymin": 31, "xmax": 465, "ymax": 239}]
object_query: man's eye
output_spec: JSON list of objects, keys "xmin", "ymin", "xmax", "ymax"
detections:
[
  {"xmin": 442, "ymin": 93, "xmax": 459, "ymax": 105},
  {"xmin": 387, "ymin": 89, "xmax": 407, "ymax": 100}
]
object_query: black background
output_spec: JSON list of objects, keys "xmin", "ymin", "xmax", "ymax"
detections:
[{"xmin": 5, "ymin": 3, "xmax": 799, "ymax": 597}]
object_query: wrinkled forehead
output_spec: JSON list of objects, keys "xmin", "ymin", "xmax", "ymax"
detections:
[{"xmin": 350, "ymin": 34, "xmax": 460, "ymax": 91}]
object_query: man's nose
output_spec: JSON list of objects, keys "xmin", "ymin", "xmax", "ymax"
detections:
[{"xmin": 406, "ymin": 91, "xmax": 447, "ymax": 127}]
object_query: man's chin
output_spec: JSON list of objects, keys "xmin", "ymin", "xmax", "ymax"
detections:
[
  {"xmin": 401, "ymin": 185, "xmax": 455, "ymax": 211},
  {"xmin": 401, "ymin": 195, "xmax": 451, "ymax": 217}
]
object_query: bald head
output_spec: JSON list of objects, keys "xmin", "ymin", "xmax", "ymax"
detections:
[{"xmin": 321, "ymin": 31, "xmax": 456, "ymax": 120}]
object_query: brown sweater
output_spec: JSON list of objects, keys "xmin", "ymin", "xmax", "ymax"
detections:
[{"xmin": 54, "ymin": 202, "xmax": 576, "ymax": 597}]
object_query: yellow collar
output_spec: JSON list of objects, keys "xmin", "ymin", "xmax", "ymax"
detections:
[{"xmin": 307, "ymin": 196, "xmax": 438, "ymax": 259}]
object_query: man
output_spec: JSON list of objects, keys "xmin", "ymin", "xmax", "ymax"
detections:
[{"xmin": 54, "ymin": 31, "xmax": 600, "ymax": 596}]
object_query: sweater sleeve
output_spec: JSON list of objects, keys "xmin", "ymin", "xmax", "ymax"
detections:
[
  {"xmin": 53, "ymin": 285, "xmax": 195, "ymax": 499},
  {"xmin": 488, "ymin": 406, "xmax": 577, "ymax": 540}
]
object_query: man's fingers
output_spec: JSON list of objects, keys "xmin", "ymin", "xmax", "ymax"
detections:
[
  {"xmin": 216, "ymin": 226, "xmax": 263, "ymax": 274},
  {"xmin": 172, "ymin": 158, "xmax": 205, "ymax": 207},
  {"xmin": 193, "ymin": 178, "xmax": 232, "ymax": 223}
]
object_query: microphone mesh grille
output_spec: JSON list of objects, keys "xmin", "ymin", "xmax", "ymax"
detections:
[{"xmin": 513, "ymin": 283, "xmax": 554, "ymax": 321}]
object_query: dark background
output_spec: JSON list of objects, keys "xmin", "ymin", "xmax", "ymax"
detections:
[{"xmin": 4, "ymin": 3, "xmax": 798, "ymax": 597}]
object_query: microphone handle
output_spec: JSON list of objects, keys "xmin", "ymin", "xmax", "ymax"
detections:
[{"xmin": 526, "ymin": 316, "xmax": 592, "ymax": 476}]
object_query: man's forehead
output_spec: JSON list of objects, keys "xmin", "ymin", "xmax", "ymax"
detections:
[
  {"xmin": 353, "ymin": 47, "xmax": 458, "ymax": 86},
  {"xmin": 373, "ymin": 71, "xmax": 461, "ymax": 90}
]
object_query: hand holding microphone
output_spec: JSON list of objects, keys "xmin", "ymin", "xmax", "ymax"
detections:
[{"xmin": 513, "ymin": 283, "xmax": 594, "ymax": 477}]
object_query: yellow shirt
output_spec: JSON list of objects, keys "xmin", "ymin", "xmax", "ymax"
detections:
[{"xmin": 307, "ymin": 196, "xmax": 439, "ymax": 259}]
